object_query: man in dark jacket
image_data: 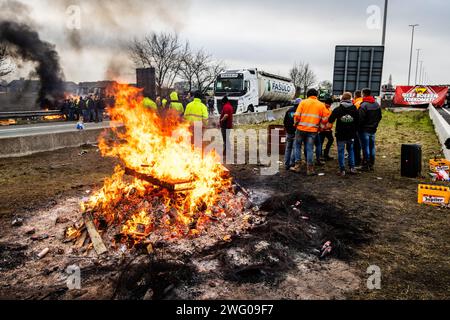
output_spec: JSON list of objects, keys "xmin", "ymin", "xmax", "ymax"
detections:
[
  {"xmin": 329, "ymin": 92, "xmax": 359, "ymax": 176},
  {"xmin": 283, "ymin": 99, "xmax": 301, "ymax": 169},
  {"xmin": 359, "ymin": 88, "xmax": 382, "ymax": 171}
]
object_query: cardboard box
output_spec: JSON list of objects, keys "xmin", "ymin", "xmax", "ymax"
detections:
[{"xmin": 418, "ymin": 184, "xmax": 450, "ymax": 206}]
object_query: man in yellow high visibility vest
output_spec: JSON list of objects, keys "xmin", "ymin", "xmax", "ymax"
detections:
[
  {"xmin": 184, "ymin": 91, "xmax": 209, "ymax": 125},
  {"xmin": 143, "ymin": 97, "xmax": 157, "ymax": 110},
  {"xmin": 169, "ymin": 91, "xmax": 185, "ymax": 114}
]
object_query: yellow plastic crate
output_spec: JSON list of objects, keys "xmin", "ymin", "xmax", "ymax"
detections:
[
  {"xmin": 418, "ymin": 184, "xmax": 450, "ymax": 206},
  {"xmin": 429, "ymin": 159, "xmax": 450, "ymax": 173}
]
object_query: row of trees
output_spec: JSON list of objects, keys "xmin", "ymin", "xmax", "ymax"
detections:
[{"xmin": 130, "ymin": 33, "xmax": 225, "ymax": 96}]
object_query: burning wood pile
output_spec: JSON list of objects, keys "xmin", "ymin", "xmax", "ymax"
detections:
[{"xmin": 65, "ymin": 84, "xmax": 249, "ymax": 253}]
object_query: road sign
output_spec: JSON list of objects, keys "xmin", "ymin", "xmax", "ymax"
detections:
[{"xmin": 333, "ymin": 46, "xmax": 385, "ymax": 96}]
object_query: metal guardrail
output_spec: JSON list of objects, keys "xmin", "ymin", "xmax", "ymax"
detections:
[{"xmin": 0, "ymin": 110, "xmax": 63, "ymax": 120}]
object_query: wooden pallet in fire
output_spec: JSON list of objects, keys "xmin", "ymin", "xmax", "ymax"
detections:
[
  {"xmin": 125, "ymin": 167, "xmax": 195, "ymax": 192},
  {"xmin": 124, "ymin": 165, "xmax": 231, "ymax": 192}
]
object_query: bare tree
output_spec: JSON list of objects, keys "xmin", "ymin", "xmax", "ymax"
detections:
[
  {"xmin": 178, "ymin": 46, "xmax": 196, "ymax": 93},
  {"xmin": 0, "ymin": 43, "xmax": 13, "ymax": 78},
  {"xmin": 301, "ymin": 63, "xmax": 317, "ymax": 97},
  {"xmin": 180, "ymin": 48, "xmax": 225, "ymax": 95},
  {"xmin": 319, "ymin": 80, "xmax": 332, "ymax": 92},
  {"xmin": 130, "ymin": 32, "xmax": 188, "ymax": 95},
  {"xmin": 290, "ymin": 62, "xmax": 317, "ymax": 97},
  {"xmin": 289, "ymin": 62, "xmax": 305, "ymax": 95}
]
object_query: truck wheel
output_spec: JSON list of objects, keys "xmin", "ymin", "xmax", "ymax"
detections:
[{"xmin": 248, "ymin": 105, "xmax": 255, "ymax": 113}]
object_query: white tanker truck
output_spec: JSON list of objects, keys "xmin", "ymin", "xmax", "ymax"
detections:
[{"xmin": 214, "ymin": 68, "xmax": 296, "ymax": 115}]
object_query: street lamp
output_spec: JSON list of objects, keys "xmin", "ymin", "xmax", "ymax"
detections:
[
  {"xmin": 382, "ymin": 0, "xmax": 389, "ymax": 46},
  {"xmin": 415, "ymin": 48, "xmax": 421, "ymax": 85},
  {"xmin": 408, "ymin": 24, "xmax": 419, "ymax": 86},
  {"xmin": 419, "ymin": 61, "xmax": 424, "ymax": 84}
]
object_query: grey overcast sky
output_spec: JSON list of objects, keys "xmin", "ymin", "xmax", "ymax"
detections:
[{"xmin": 4, "ymin": 0, "xmax": 450, "ymax": 85}]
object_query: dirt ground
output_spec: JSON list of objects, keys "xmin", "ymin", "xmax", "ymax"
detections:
[{"xmin": 0, "ymin": 110, "xmax": 449, "ymax": 300}]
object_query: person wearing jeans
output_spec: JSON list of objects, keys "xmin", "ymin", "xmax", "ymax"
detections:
[
  {"xmin": 283, "ymin": 103, "xmax": 300, "ymax": 169},
  {"xmin": 359, "ymin": 88, "xmax": 382, "ymax": 171},
  {"xmin": 361, "ymin": 132, "xmax": 376, "ymax": 167},
  {"xmin": 284, "ymin": 133, "xmax": 296, "ymax": 169},
  {"xmin": 314, "ymin": 134, "xmax": 323, "ymax": 166},
  {"xmin": 291, "ymin": 89, "xmax": 327, "ymax": 176},
  {"xmin": 337, "ymin": 140, "xmax": 355, "ymax": 173},
  {"xmin": 319, "ymin": 98, "xmax": 335, "ymax": 161},
  {"xmin": 328, "ymin": 92, "xmax": 359, "ymax": 176},
  {"xmin": 295, "ymin": 130, "xmax": 317, "ymax": 168}
]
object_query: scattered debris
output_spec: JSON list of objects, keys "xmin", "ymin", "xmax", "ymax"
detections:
[
  {"xmin": 55, "ymin": 217, "xmax": 70, "ymax": 224},
  {"xmin": 24, "ymin": 228, "xmax": 36, "ymax": 235},
  {"xmin": 12, "ymin": 218, "xmax": 24, "ymax": 227},
  {"xmin": 83, "ymin": 213, "xmax": 107, "ymax": 256},
  {"xmin": 31, "ymin": 234, "xmax": 49, "ymax": 241},
  {"xmin": 37, "ymin": 248, "xmax": 50, "ymax": 259},
  {"xmin": 78, "ymin": 150, "xmax": 88, "ymax": 156},
  {"xmin": 75, "ymin": 231, "xmax": 87, "ymax": 248},
  {"xmin": 143, "ymin": 289, "xmax": 154, "ymax": 300},
  {"xmin": 320, "ymin": 241, "xmax": 332, "ymax": 259}
]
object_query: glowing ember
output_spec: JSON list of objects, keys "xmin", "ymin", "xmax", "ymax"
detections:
[
  {"xmin": 79, "ymin": 84, "xmax": 244, "ymax": 247},
  {"xmin": 65, "ymin": 226, "xmax": 81, "ymax": 240},
  {"xmin": 0, "ymin": 119, "xmax": 17, "ymax": 126},
  {"xmin": 44, "ymin": 115, "xmax": 65, "ymax": 121}
]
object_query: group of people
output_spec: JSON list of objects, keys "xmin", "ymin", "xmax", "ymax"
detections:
[
  {"xmin": 143, "ymin": 91, "xmax": 235, "ymax": 159},
  {"xmin": 143, "ymin": 91, "xmax": 212, "ymax": 126},
  {"xmin": 284, "ymin": 88, "xmax": 382, "ymax": 176},
  {"xmin": 61, "ymin": 95, "xmax": 110, "ymax": 123}
]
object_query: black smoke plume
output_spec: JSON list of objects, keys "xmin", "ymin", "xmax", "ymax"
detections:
[{"xmin": 0, "ymin": 21, "xmax": 65, "ymax": 108}]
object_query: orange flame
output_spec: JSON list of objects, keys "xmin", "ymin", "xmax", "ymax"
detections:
[{"xmin": 83, "ymin": 84, "xmax": 234, "ymax": 244}]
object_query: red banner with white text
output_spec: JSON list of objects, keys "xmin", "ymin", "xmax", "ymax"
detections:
[{"xmin": 394, "ymin": 86, "xmax": 449, "ymax": 107}]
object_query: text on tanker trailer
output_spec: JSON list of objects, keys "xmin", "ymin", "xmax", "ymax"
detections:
[{"xmin": 214, "ymin": 69, "xmax": 296, "ymax": 115}]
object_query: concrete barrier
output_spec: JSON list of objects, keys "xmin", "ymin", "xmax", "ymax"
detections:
[
  {"xmin": 0, "ymin": 127, "xmax": 113, "ymax": 158},
  {"xmin": 429, "ymin": 105, "xmax": 450, "ymax": 160}
]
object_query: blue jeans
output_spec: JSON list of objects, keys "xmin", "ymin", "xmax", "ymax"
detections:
[
  {"xmin": 337, "ymin": 140, "xmax": 355, "ymax": 171},
  {"xmin": 315, "ymin": 134, "xmax": 322, "ymax": 161},
  {"xmin": 97, "ymin": 110, "xmax": 104, "ymax": 122},
  {"xmin": 284, "ymin": 133, "xmax": 296, "ymax": 168},
  {"xmin": 82, "ymin": 110, "xmax": 90, "ymax": 122},
  {"xmin": 90, "ymin": 109, "xmax": 96, "ymax": 122},
  {"xmin": 295, "ymin": 131, "xmax": 317, "ymax": 166},
  {"xmin": 361, "ymin": 132, "xmax": 376, "ymax": 164}
]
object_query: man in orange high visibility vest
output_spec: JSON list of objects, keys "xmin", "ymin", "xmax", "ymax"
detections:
[{"xmin": 290, "ymin": 88, "xmax": 328, "ymax": 176}]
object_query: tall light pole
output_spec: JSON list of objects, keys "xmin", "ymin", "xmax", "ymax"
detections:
[
  {"xmin": 408, "ymin": 24, "xmax": 419, "ymax": 85},
  {"xmin": 419, "ymin": 61, "xmax": 424, "ymax": 84},
  {"xmin": 382, "ymin": 0, "xmax": 389, "ymax": 46},
  {"xmin": 415, "ymin": 48, "xmax": 421, "ymax": 85}
]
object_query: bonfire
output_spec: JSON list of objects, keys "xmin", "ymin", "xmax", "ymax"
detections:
[{"xmin": 67, "ymin": 84, "xmax": 247, "ymax": 251}]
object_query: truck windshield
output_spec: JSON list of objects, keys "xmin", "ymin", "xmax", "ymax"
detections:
[{"xmin": 215, "ymin": 78, "xmax": 244, "ymax": 93}]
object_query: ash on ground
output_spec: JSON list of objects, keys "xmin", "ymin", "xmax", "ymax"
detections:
[{"xmin": 0, "ymin": 188, "xmax": 368, "ymax": 300}]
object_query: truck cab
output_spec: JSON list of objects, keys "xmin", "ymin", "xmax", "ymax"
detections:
[{"xmin": 214, "ymin": 69, "xmax": 258, "ymax": 115}]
